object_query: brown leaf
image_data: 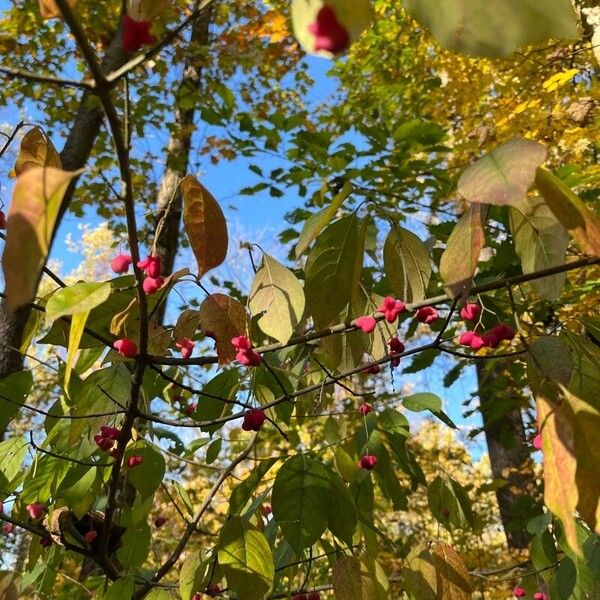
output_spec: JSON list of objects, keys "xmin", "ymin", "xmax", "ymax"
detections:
[
  {"xmin": 537, "ymin": 393, "xmax": 579, "ymax": 554},
  {"xmin": 14, "ymin": 127, "xmax": 61, "ymax": 176},
  {"xmin": 430, "ymin": 543, "xmax": 472, "ymax": 600},
  {"xmin": 181, "ymin": 175, "xmax": 228, "ymax": 278},
  {"xmin": 2, "ymin": 167, "xmax": 80, "ymax": 312},
  {"xmin": 174, "ymin": 309, "xmax": 201, "ymax": 341},
  {"xmin": 199, "ymin": 293, "xmax": 248, "ymax": 365},
  {"xmin": 535, "ymin": 167, "xmax": 600, "ymax": 257},
  {"xmin": 39, "ymin": 0, "xmax": 79, "ymax": 19},
  {"xmin": 439, "ymin": 204, "xmax": 487, "ymax": 298},
  {"xmin": 332, "ymin": 555, "xmax": 374, "ymax": 600}
]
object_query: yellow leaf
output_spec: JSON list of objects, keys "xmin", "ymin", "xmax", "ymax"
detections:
[
  {"xmin": 65, "ymin": 311, "xmax": 89, "ymax": 391},
  {"xmin": 14, "ymin": 126, "xmax": 61, "ymax": 176}
]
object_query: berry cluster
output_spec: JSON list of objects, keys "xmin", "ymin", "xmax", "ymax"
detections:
[
  {"xmin": 94, "ymin": 425, "xmax": 121, "ymax": 454},
  {"xmin": 457, "ymin": 303, "xmax": 515, "ymax": 350},
  {"xmin": 232, "ymin": 335, "xmax": 262, "ymax": 366},
  {"xmin": 513, "ymin": 587, "xmax": 547, "ymax": 600}
]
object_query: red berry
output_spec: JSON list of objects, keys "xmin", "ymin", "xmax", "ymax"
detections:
[
  {"xmin": 459, "ymin": 331, "xmax": 475, "ymax": 346},
  {"xmin": 143, "ymin": 276, "xmax": 164, "ymax": 295},
  {"xmin": 111, "ymin": 253, "xmax": 132, "ymax": 274},
  {"xmin": 362, "ymin": 363, "xmax": 381, "ymax": 375},
  {"xmin": 184, "ymin": 403, "xmax": 197, "ymax": 416},
  {"xmin": 513, "ymin": 587, "xmax": 526, "ymax": 598},
  {"xmin": 242, "ymin": 408, "xmax": 266, "ymax": 432},
  {"xmin": 415, "ymin": 306, "xmax": 439, "ymax": 324},
  {"xmin": 122, "ymin": 14, "xmax": 157, "ymax": 53},
  {"xmin": 358, "ymin": 403, "xmax": 372, "ymax": 416},
  {"xmin": 308, "ymin": 594, "xmax": 321, "ymax": 600},
  {"xmin": 26, "ymin": 503, "xmax": 44, "ymax": 520},
  {"xmin": 154, "ymin": 516, "xmax": 168, "ymax": 528},
  {"xmin": 127, "ymin": 455, "xmax": 143, "ymax": 468},
  {"xmin": 359, "ymin": 455, "xmax": 378, "ymax": 470},
  {"xmin": 84, "ymin": 530, "xmax": 98, "ymax": 543},
  {"xmin": 307, "ymin": 5, "xmax": 350, "ymax": 54},
  {"xmin": 113, "ymin": 338, "xmax": 138, "ymax": 358},
  {"xmin": 137, "ymin": 255, "xmax": 161, "ymax": 278},
  {"xmin": 0, "ymin": 502, "xmax": 3, "ymax": 513},
  {"xmin": 460, "ymin": 303, "xmax": 481, "ymax": 321},
  {"xmin": 207, "ymin": 584, "xmax": 221, "ymax": 597},
  {"xmin": 231, "ymin": 335, "xmax": 252, "ymax": 351},
  {"xmin": 3, "ymin": 523, "xmax": 13, "ymax": 534},
  {"xmin": 175, "ymin": 337, "xmax": 195, "ymax": 359},
  {"xmin": 388, "ymin": 336, "xmax": 405, "ymax": 354},
  {"xmin": 377, "ymin": 297, "xmax": 406, "ymax": 323},
  {"xmin": 192, "ymin": 594, "xmax": 202, "ymax": 600},
  {"xmin": 100, "ymin": 426, "xmax": 121, "ymax": 441},
  {"xmin": 533, "ymin": 593, "xmax": 548, "ymax": 600},
  {"xmin": 355, "ymin": 315, "xmax": 377, "ymax": 333},
  {"xmin": 469, "ymin": 334, "xmax": 485, "ymax": 351},
  {"xmin": 261, "ymin": 504, "xmax": 272, "ymax": 516},
  {"xmin": 481, "ymin": 332, "xmax": 500, "ymax": 348},
  {"xmin": 491, "ymin": 323, "xmax": 516, "ymax": 341},
  {"xmin": 40, "ymin": 536, "xmax": 52, "ymax": 547},
  {"xmin": 0, "ymin": 210, "xmax": 6, "ymax": 229},
  {"xmin": 94, "ymin": 435, "xmax": 114, "ymax": 452},
  {"xmin": 292, "ymin": 594, "xmax": 307, "ymax": 600}
]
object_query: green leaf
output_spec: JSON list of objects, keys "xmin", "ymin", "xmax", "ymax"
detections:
[
  {"xmin": 103, "ymin": 577, "xmax": 134, "ymax": 599},
  {"xmin": 403, "ymin": 543, "xmax": 438, "ymax": 600},
  {"xmin": 295, "ymin": 181, "xmax": 353, "ymax": 257},
  {"xmin": 291, "ymin": 0, "xmax": 372, "ymax": 58},
  {"xmin": 305, "ymin": 214, "xmax": 363, "ymax": 328},
  {"xmin": 2, "ymin": 166, "xmax": 80, "ymax": 311},
  {"xmin": 404, "ymin": 0, "xmax": 578, "ymax": 58},
  {"xmin": 439, "ymin": 204, "xmax": 487, "ymax": 298},
  {"xmin": 328, "ymin": 470, "xmax": 358, "ymax": 546},
  {"xmin": 332, "ymin": 555, "xmax": 375, "ymax": 600},
  {"xmin": 229, "ymin": 458, "xmax": 279, "ymax": 516},
  {"xmin": 458, "ymin": 139, "xmax": 547, "ymax": 206},
  {"xmin": 428, "ymin": 475, "xmax": 474, "ymax": 530},
  {"xmin": 194, "ymin": 369, "xmax": 240, "ymax": 434},
  {"xmin": 249, "ymin": 253, "xmax": 305, "ymax": 343},
  {"xmin": 179, "ymin": 551, "xmax": 208, "ymax": 600},
  {"xmin": 182, "ymin": 175, "xmax": 228, "ymax": 278},
  {"xmin": 124, "ymin": 441, "xmax": 166, "ymax": 500},
  {"xmin": 535, "ymin": 167, "xmax": 600, "ymax": 257},
  {"xmin": 510, "ymin": 199, "xmax": 569, "ymax": 301},
  {"xmin": 383, "ymin": 225, "xmax": 431, "ymax": 303},
  {"xmin": 116, "ymin": 519, "xmax": 151, "ymax": 571},
  {"xmin": 145, "ymin": 590, "xmax": 175, "ymax": 600},
  {"xmin": 45, "ymin": 282, "xmax": 111, "ymax": 324},
  {"xmin": 0, "ymin": 437, "xmax": 28, "ymax": 495},
  {"xmin": 403, "ymin": 393, "xmax": 457, "ymax": 429},
  {"xmin": 271, "ymin": 454, "xmax": 331, "ymax": 553},
  {"xmin": 217, "ymin": 517, "xmax": 274, "ymax": 600}
]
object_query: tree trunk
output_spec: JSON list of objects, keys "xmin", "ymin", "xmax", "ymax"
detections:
[
  {"xmin": 152, "ymin": 8, "xmax": 213, "ymax": 325},
  {"xmin": 477, "ymin": 361, "xmax": 537, "ymax": 550}
]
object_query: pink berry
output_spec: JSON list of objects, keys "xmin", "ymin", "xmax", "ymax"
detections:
[
  {"xmin": 231, "ymin": 335, "xmax": 252, "ymax": 351},
  {"xmin": 460, "ymin": 303, "xmax": 481, "ymax": 321},
  {"xmin": 359, "ymin": 455, "xmax": 378, "ymax": 470},
  {"xmin": 3, "ymin": 523, "xmax": 13, "ymax": 534},
  {"xmin": 358, "ymin": 403, "xmax": 373, "ymax": 416},
  {"xmin": 127, "ymin": 455, "xmax": 143, "ymax": 468},
  {"xmin": 113, "ymin": 338, "xmax": 138, "ymax": 358},
  {"xmin": 137, "ymin": 255, "xmax": 161, "ymax": 278},
  {"xmin": 307, "ymin": 5, "xmax": 350, "ymax": 54},
  {"xmin": 142, "ymin": 276, "xmax": 164, "ymax": 295},
  {"xmin": 94, "ymin": 435, "xmax": 114, "ymax": 452},
  {"xmin": 377, "ymin": 297, "xmax": 406, "ymax": 323},
  {"xmin": 513, "ymin": 587, "xmax": 526, "ymax": 598},
  {"xmin": 459, "ymin": 331, "xmax": 475, "ymax": 346},
  {"xmin": 236, "ymin": 349, "xmax": 262, "ymax": 367},
  {"xmin": 355, "ymin": 315, "xmax": 377, "ymax": 333},
  {"xmin": 0, "ymin": 501, "xmax": 4, "ymax": 513},
  {"xmin": 175, "ymin": 337, "xmax": 195, "ymax": 359},
  {"xmin": 122, "ymin": 14, "xmax": 157, "ymax": 53},
  {"xmin": 533, "ymin": 593, "xmax": 548, "ymax": 600},
  {"xmin": 111, "ymin": 253, "xmax": 132, "ymax": 274},
  {"xmin": 242, "ymin": 408, "xmax": 266, "ymax": 432},
  {"xmin": 533, "ymin": 434, "xmax": 542, "ymax": 450},
  {"xmin": 154, "ymin": 516, "xmax": 168, "ymax": 528},
  {"xmin": 84, "ymin": 530, "xmax": 98, "ymax": 543},
  {"xmin": 26, "ymin": 503, "xmax": 44, "ymax": 520},
  {"xmin": 415, "ymin": 306, "xmax": 439, "ymax": 324},
  {"xmin": 469, "ymin": 334, "xmax": 485, "ymax": 351}
]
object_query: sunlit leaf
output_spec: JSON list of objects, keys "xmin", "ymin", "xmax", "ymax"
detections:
[
  {"xmin": 14, "ymin": 126, "xmax": 61, "ymax": 175},
  {"xmin": 458, "ymin": 139, "xmax": 547, "ymax": 206},
  {"xmin": 182, "ymin": 175, "xmax": 228, "ymax": 278},
  {"xmin": 332, "ymin": 555, "xmax": 375, "ymax": 600}
]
